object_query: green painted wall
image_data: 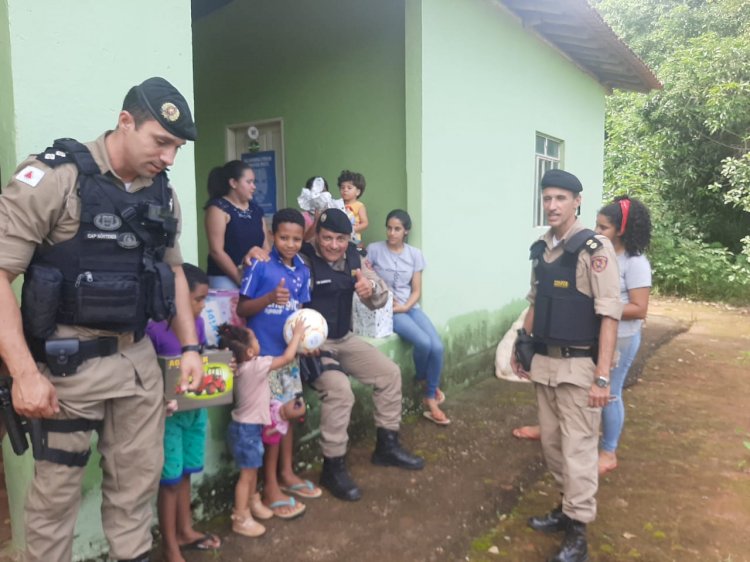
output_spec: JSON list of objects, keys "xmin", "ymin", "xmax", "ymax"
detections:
[
  {"xmin": 191, "ymin": 0, "xmax": 407, "ymax": 265},
  {"xmin": 409, "ymin": 0, "xmax": 607, "ymax": 325},
  {"xmin": 0, "ymin": 1, "xmax": 197, "ymax": 559}
]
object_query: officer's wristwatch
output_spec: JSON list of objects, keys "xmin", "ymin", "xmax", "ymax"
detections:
[
  {"xmin": 594, "ymin": 376, "xmax": 610, "ymax": 388},
  {"xmin": 181, "ymin": 344, "xmax": 202, "ymax": 354}
]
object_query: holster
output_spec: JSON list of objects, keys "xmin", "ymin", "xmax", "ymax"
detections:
[{"xmin": 514, "ymin": 330, "xmax": 536, "ymax": 372}]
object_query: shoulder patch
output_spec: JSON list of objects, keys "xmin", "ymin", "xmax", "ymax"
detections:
[
  {"xmin": 15, "ymin": 165, "xmax": 45, "ymax": 187},
  {"xmin": 591, "ymin": 255, "xmax": 608, "ymax": 272}
]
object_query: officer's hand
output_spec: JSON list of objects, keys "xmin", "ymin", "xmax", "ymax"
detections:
[
  {"xmin": 244, "ymin": 246, "xmax": 270, "ymax": 265},
  {"xmin": 180, "ymin": 351, "xmax": 204, "ymax": 393},
  {"xmin": 588, "ymin": 384, "xmax": 609, "ymax": 408},
  {"xmin": 510, "ymin": 346, "xmax": 530, "ymax": 379},
  {"xmin": 353, "ymin": 269, "xmax": 373, "ymax": 300},
  {"xmin": 12, "ymin": 370, "xmax": 59, "ymax": 418},
  {"xmin": 269, "ymin": 278, "xmax": 290, "ymax": 306}
]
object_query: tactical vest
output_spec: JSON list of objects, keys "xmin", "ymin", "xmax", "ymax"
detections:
[
  {"xmin": 21, "ymin": 138, "xmax": 177, "ymax": 337},
  {"xmin": 302, "ymin": 242, "xmax": 361, "ymax": 339},
  {"xmin": 531, "ymin": 229, "xmax": 601, "ymax": 347}
]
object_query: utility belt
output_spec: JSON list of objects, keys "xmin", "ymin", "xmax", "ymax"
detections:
[
  {"xmin": 534, "ymin": 343, "xmax": 596, "ymax": 359},
  {"xmin": 28, "ymin": 336, "xmax": 120, "ymax": 376}
]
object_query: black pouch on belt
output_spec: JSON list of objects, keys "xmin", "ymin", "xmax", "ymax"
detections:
[
  {"xmin": 21, "ymin": 264, "xmax": 63, "ymax": 339},
  {"xmin": 146, "ymin": 262, "xmax": 176, "ymax": 322},
  {"xmin": 45, "ymin": 339, "xmax": 82, "ymax": 376},
  {"xmin": 514, "ymin": 329, "xmax": 536, "ymax": 372}
]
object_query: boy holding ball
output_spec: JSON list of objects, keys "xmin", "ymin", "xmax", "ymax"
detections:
[{"xmin": 237, "ymin": 208, "xmax": 321, "ymax": 519}]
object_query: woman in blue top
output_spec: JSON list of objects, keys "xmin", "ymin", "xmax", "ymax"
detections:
[
  {"xmin": 595, "ymin": 196, "xmax": 652, "ymax": 475},
  {"xmin": 367, "ymin": 209, "xmax": 450, "ymax": 425},
  {"xmin": 205, "ymin": 160, "xmax": 269, "ymax": 289}
]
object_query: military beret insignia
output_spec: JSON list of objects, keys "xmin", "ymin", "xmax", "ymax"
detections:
[{"xmin": 160, "ymin": 102, "xmax": 180, "ymax": 122}]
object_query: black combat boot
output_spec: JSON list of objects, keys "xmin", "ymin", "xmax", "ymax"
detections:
[
  {"xmin": 528, "ymin": 504, "xmax": 568, "ymax": 533},
  {"xmin": 549, "ymin": 518, "xmax": 588, "ymax": 562},
  {"xmin": 320, "ymin": 455, "xmax": 362, "ymax": 501},
  {"xmin": 371, "ymin": 428, "xmax": 425, "ymax": 470}
]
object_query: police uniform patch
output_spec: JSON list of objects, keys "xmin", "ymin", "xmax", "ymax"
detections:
[
  {"xmin": 117, "ymin": 232, "xmax": 141, "ymax": 249},
  {"xmin": 591, "ymin": 256, "xmax": 608, "ymax": 272},
  {"xmin": 93, "ymin": 213, "xmax": 123, "ymax": 231},
  {"xmin": 160, "ymin": 102, "xmax": 180, "ymax": 122},
  {"xmin": 16, "ymin": 166, "xmax": 45, "ymax": 187}
]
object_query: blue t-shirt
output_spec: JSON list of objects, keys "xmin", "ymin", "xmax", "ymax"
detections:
[
  {"xmin": 205, "ymin": 197, "xmax": 265, "ymax": 276},
  {"xmin": 239, "ymin": 246, "xmax": 311, "ymax": 356},
  {"xmin": 147, "ymin": 316, "xmax": 207, "ymax": 355}
]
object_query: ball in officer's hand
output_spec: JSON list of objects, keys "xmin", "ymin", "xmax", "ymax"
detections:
[{"xmin": 283, "ymin": 309, "xmax": 328, "ymax": 353}]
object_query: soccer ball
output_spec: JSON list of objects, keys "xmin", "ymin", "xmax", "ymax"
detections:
[{"xmin": 283, "ymin": 309, "xmax": 328, "ymax": 353}]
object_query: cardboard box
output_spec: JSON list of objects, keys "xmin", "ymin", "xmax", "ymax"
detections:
[
  {"xmin": 159, "ymin": 349, "xmax": 234, "ymax": 411},
  {"xmin": 352, "ymin": 291, "xmax": 394, "ymax": 338}
]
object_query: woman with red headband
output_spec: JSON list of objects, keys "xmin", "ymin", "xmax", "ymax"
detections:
[{"xmin": 594, "ymin": 196, "xmax": 652, "ymax": 474}]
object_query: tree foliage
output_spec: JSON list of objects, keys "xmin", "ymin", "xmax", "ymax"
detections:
[{"xmin": 596, "ymin": 0, "xmax": 750, "ymax": 301}]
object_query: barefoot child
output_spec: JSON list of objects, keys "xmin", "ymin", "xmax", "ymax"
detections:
[
  {"xmin": 146, "ymin": 264, "xmax": 220, "ymax": 561},
  {"xmin": 237, "ymin": 208, "xmax": 322, "ymax": 519},
  {"xmin": 220, "ymin": 321, "xmax": 306, "ymax": 537},
  {"xmin": 337, "ymin": 170, "xmax": 369, "ymax": 249}
]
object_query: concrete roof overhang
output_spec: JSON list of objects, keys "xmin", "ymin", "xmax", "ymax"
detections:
[{"xmin": 497, "ymin": 0, "xmax": 661, "ymax": 93}]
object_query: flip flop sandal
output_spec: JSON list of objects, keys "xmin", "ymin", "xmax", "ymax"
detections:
[
  {"xmin": 512, "ymin": 426, "xmax": 541, "ymax": 440},
  {"xmin": 435, "ymin": 388, "xmax": 446, "ymax": 405},
  {"xmin": 268, "ymin": 496, "xmax": 306, "ymax": 520},
  {"xmin": 180, "ymin": 532, "xmax": 222, "ymax": 551},
  {"xmin": 422, "ymin": 410, "xmax": 451, "ymax": 426},
  {"xmin": 281, "ymin": 479, "xmax": 323, "ymax": 499}
]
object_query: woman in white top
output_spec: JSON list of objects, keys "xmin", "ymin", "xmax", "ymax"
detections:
[
  {"xmin": 595, "ymin": 196, "xmax": 652, "ymax": 475},
  {"xmin": 367, "ymin": 210, "xmax": 449, "ymax": 425}
]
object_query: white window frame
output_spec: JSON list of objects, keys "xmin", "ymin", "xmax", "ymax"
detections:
[{"xmin": 534, "ymin": 133, "xmax": 563, "ymax": 227}]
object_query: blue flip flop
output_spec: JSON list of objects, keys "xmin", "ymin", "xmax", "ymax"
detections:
[
  {"xmin": 280, "ymin": 479, "xmax": 323, "ymax": 499},
  {"xmin": 268, "ymin": 496, "xmax": 306, "ymax": 519}
]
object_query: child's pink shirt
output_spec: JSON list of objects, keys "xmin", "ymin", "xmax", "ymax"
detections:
[{"xmin": 231, "ymin": 356, "xmax": 273, "ymax": 425}]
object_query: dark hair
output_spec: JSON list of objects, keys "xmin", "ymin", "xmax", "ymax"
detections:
[
  {"xmin": 121, "ymin": 86, "xmax": 154, "ymax": 128},
  {"xmin": 385, "ymin": 209, "xmax": 412, "ymax": 231},
  {"xmin": 305, "ymin": 176, "xmax": 329, "ymax": 192},
  {"xmin": 272, "ymin": 208, "xmax": 305, "ymax": 233},
  {"xmin": 217, "ymin": 324, "xmax": 254, "ymax": 363},
  {"xmin": 337, "ymin": 170, "xmax": 366, "ymax": 197},
  {"xmin": 182, "ymin": 263, "xmax": 208, "ymax": 292},
  {"xmin": 205, "ymin": 160, "xmax": 253, "ymax": 203},
  {"xmin": 598, "ymin": 196, "xmax": 652, "ymax": 256}
]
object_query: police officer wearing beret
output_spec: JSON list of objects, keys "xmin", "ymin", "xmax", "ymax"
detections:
[
  {"xmin": 511, "ymin": 169, "xmax": 621, "ymax": 562},
  {"xmin": 0, "ymin": 77, "xmax": 203, "ymax": 562},
  {"xmin": 299, "ymin": 209, "xmax": 424, "ymax": 501}
]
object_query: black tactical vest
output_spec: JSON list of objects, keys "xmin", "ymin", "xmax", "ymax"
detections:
[
  {"xmin": 531, "ymin": 229, "xmax": 601, "ymax": 346},
  {"xmin": 301, "ymin": 242, "xmax": 361, "ymax": 339},
  {"xmin": 21, "ymin": 138, "xmax": 177, "ymax": 336}
]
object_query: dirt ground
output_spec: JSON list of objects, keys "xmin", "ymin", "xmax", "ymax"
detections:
[{"xmin": 170, "ymin": 298, "xmax": 750, "ymax": 562}]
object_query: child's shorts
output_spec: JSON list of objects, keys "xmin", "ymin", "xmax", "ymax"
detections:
[
  {"xmin": 268, "ymin": 361, "xmax": 303, "ymax": 403},
  {"xmin": 227, "ymin": 421, "xmax": 264, "ymax": 469},
  {"xmin": 161, "ymin": 409, "xmax": 208, "ymax": 486}
]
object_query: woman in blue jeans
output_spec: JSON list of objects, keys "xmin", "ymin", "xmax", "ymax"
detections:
[
  {"xmin": 595, "ymin": 196, "xmax": 652, "ymax": 474},
  {"xmin": 367, "ymin": 210, "xmax": 450, "ymax": 425}
]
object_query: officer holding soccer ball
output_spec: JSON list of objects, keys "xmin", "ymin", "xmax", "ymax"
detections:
[{"xmin": 299, "ymin": 208, "xmax": 424, "ymax": 502}]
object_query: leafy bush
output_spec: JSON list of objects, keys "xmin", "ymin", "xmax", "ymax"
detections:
[{"xmin": 649, "ymin": 223, "xmax": 750, "ymax": 303}]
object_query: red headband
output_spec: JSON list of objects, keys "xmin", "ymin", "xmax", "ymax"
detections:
[{"xmin": 618, "ymin": 199, "xmax": 631, "ymax": 236}]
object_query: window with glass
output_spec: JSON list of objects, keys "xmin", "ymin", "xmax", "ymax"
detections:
[{"xmin": 534, "ymin": 134, "xmax": 563, "ymax": 226}]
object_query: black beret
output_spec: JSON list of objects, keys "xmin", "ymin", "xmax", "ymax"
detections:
[
  {"xmin": 133, "ymin": 77, "xmax": 197, "ymax": 141},
  {"xmin": 318, "ymin": 208, "xmax": 353, "ymax": 235},
  {"xmin": 541, "ymin": 169, "xmax": 582, "ymax": 193}
]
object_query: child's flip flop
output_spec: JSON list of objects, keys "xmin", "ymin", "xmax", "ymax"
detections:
[
  {"xmin": 280, "ymin": 479, "xmax": 323, "ymax": 499},
  {"xmin": 422, "ymin": 410, "xmax": 451, "ymax": 426},
  {"xmin": 268, "ymin": 496, "xmax": 306, "ymax": 520},
  {"xmin": 180, "ymin": 532, "xmax": 221, "ymax": 551}
]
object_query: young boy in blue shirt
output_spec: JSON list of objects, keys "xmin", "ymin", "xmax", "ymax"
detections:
[
  {"xmin": 146, "ymin": 263, "xmax": 220, "ymax": 561},
  {"xmin": 238, "ymin": 208, "xmax": 321, "ymax": 519}
]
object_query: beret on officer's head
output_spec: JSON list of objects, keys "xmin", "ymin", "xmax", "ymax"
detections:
[
  {"xmin": 129, "ymin": 77, "xmax": 197, "ymax": 141},
  {"xmin": 541, "ymin": 169, "xmax": 583, "ymax": 194},
  {"xmin": 317, "ymin": 208, "xmax": 353, "ymax": 235}
]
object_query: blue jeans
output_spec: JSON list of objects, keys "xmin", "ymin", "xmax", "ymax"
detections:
[
  {"xmin": 392, "ymin": 307, "xmax": 444, "ymax": 399},
  {"xmin": 601, "ymin": 331, "xmax": 641, "ymax": 452}
]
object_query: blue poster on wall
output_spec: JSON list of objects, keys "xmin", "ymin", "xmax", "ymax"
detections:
[{"xmin": 241, "ymin": 151, "xmax": 276, "ymax": 215}]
